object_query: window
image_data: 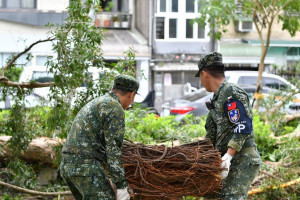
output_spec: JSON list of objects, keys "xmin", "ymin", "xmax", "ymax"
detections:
[
  {"xmin": 156, "ymin": 17, "xmax": 165, "ymax": 39},
  {"xmin": 171, "ymin": 0, "xmax": 178, "ymax": 12},
  {"xmin": 237, "ymin": 76, "xmax": 288, "ymax": 91},
  {"xmin": 186, "ymin": 0, "xmax": 194, "ymax": 12},
  {"xmin": 155, "ymin": 0, "xmax": 207, "ymax": 40},
  {"xmin": 237, "ymin": 76, "xmax": 257, "ymax": 85},
  {"xmin": 36, "ymin": 56, "xmax": 48, "ymax": 66},
  {"xmin": 160, "ymin": 0, "xmax": 166, "ymax": 12},
  {"xmin": 263, "ymin": 78, "xmax": 287, "ymax": 90},
  {"xmin": 3, "ymin": 0, "xmax": 36, "ymax": 9},
  {"xmin": 184, "ymin": 71, "xmax": 200, "ymax": 88},
  {"xmin": 198, "ymin": 22, "xmax": 205, "ymax": 38},
  {"xmin": 169, "ymin": 18, "xmax": 177, "ymax": 38},
  {"xmin": 22, "ymin": 0, "xmax": 34, "ymax": 8},
  {"xmin": 32, "ymin": 71, "xmax": 54, "ymax": 83},
  {"xmin": 186, "ymin": 19, "xmax": 193, "ymax": 38}
]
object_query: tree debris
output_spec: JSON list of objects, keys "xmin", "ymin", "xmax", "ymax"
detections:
[{"xmin": 122, "ymin": 140, "xmax": 223, "ymax": 199}]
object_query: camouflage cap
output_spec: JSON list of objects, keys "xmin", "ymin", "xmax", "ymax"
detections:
[
  {"xmin": 113, "ymin": 74, "xmax": 139, "ymax": 93},
  {"xmin": 195, "ymin": 51, "xmax": 223, "ymax": 77}
]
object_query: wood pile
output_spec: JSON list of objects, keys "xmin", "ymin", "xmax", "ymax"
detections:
[{"xmin": 122, "ymin": 140, "xmax": 223, "ymax": 199}]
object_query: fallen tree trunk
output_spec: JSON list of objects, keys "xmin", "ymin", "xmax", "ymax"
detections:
[
  {"xmin": 1, "ymin": 136, "xmax": 223, "ymax": 199},
  {"xmin": 0, "ymin": 136, "xmax": 63, "ymax": 167}
]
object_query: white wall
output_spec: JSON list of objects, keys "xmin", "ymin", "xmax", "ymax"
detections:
[
  {"xmin": 0, "ymin": 20, "xmax": 52, "ymax": 53},
  {"xmin": 37, "ymin": 0, "xmax": 69, "ymax": 12}
]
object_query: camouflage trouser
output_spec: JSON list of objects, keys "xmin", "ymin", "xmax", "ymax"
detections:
[
  {"xmin": 220, "ymin": 147, "xmax": 262, "ymax": 200},
  {"xmin": 59, "ymin": 154, "xmax": 115, "ymax": 200}
]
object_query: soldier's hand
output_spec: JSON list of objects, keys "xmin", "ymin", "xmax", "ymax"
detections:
[
  {"xmin": 220, "ymin": 153, "xmax": 233, "ymax": 179},
  {"xmin": 117, "ymin": 187, "xmax": 130, "ymax": 200}
]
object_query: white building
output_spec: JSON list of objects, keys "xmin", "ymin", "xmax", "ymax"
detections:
[{"xmin": 0, "ymin": 0, "xmax": 151, "ymax": 102}]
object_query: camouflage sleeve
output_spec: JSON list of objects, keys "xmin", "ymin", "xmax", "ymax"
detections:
[
  {"xmin": 103, "ymin": 101, "xmax": 128, "ymax": 189},
  {"xmin": 205, "ymin": 111, "xmax": 216, "ymax": 145},
  {"xmin": 226, "ymin": 86, "xmax": 253, "ymax": 152}
]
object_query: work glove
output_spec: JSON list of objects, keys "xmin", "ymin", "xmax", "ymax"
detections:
[
  {"xmin": 117, "ymin": 187, "xmax": 131, "ymax": 200},
  {"xmin": 220, "ymin": 153, "xmax": 233, "ymax": 179}
]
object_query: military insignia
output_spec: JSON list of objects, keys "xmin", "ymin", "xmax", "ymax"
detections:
[
  {"xmin": 228, "ymin": 109, "xmax": 240, "ymax": 123},
  {"xmin": 227, "ymin": 102, "xmax": 236, "ymax": 110}
]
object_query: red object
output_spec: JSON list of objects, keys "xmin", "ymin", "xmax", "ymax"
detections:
[
  {"xmin": 170, "ymin": 107, "xmax": 195, "ymax": 115},
  {"xmin": 227, "ymin": 102, "xmax": 236, "ymax": 110}
]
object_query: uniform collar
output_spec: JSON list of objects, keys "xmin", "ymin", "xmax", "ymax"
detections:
[
  {"xmin": 212, "ymin": 80, "xmax": 227, "ymax": 103},
  {"xmin": 109, "ymin": 91, "xmax": 121, "ymax": 104}
]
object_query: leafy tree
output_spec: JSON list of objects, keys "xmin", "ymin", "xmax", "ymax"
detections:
[
  {"xmin": 196, "ymin": 0, "xmax": 300, "ymax": 108},
  {"xmin": 0, "ymin": 0, "xmax": 137, "ymax": 154}
]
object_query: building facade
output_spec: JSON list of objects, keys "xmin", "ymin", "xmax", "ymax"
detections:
[
  {"xmin": 135, "ymin": 0, "xmax": 214, "ymax": 112},
  {"xmin": 134, "ymin": 0, "xmax": 300, "ymax": 113},
  {"xmin": 0, "ymin": 0, "xmax": 69, "ymax": 68},
  {"xmin": 0, "ymin": 0, "xmax": 151, "ymax": 102}
]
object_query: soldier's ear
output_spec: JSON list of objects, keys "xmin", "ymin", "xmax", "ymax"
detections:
[{"xmin": 128, "ymin": 91, "xmax": 135, "ymax": 99}]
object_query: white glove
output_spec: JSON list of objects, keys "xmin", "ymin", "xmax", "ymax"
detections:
[
  {"xmin": 220, "ymin": 153, "xmax": 233, "ymax": 179},
  {"xmin": 117, "ymin": 187, "xmax": 130, "ymax": 200}
]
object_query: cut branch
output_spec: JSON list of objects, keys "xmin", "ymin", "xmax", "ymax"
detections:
[
  {"xmin": 1, "ymin": 37, "xmax": 55, "ymax": 77},
  {"xmin": 0, "ymin": 79, "xmax": 54, "ymax": 88}
]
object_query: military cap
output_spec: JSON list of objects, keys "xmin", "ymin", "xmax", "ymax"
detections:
[
  {"xmin": 113, "ymin": 74, "xmax": 139, "ymax": 93},
  {"xmin": 195, "ymin": 52, "xmax": 224, "ymax": 77}
]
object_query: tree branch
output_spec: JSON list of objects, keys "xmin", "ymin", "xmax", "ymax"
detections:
[
  {"xmin": 1, "ymin": 37, "xmax": 55, "ymax": 77},
  {"xmin": 0, "ymin": 80, "xmax": 54, "ymax": 88},
  {"xmin": 257, "ymin": 1, "xmax": 270, "ymax": 24}
]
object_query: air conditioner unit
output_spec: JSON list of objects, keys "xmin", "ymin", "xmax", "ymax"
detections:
[{"xmin": 235, "ymin": 20, "xmax": 254, "ymax": 32}]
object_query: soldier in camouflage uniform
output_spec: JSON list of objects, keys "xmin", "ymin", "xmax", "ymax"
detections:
[
  {"xmin": 59, "ymin": 75, "xmax": 139, "ymax": 200},
  {"xmin": 195, "ymin": 52, "xmax": 262, "ymax": 200}
]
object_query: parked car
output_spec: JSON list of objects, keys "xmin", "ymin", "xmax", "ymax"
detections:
[{"xmin": 162, "ymin": 71, "xmax": 299, "ymax": 120}]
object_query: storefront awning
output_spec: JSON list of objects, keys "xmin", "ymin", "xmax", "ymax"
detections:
[
  {"xmin": 242, "ymin": 39, "xmax": 300, "ymax": 47},
  {"xmin": 220, "ymin": 42, "xmax": 276, "ymax": 65},
  {"xmin": 152, "ymin": 62, "xmax": 198, "ymax": 71}
]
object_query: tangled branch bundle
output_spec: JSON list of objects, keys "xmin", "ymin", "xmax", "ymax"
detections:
[{"xmin": 121, "ymin": 140, "xmax": 223, "ymax": 199}]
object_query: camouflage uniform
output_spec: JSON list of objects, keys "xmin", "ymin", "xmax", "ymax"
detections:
[
  {"xmin": 59, "ymin": 75, "xmax": 139, "ymax": 200},
  {"xmin": 196, "ymin": 52, "xmax": 262, "ymax": 200}
]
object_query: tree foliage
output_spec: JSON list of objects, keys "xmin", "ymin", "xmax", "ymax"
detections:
[
  {"xmin": 196, "ymin": 0, "xmax": 300, "ymax": 108},
  {"xmin": 0, "ymin": 0, "xmax": 137, "ymax": 155}
]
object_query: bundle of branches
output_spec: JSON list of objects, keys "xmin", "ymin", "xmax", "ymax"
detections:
[{"xmin": 121, "ymin": 139, "xmax": 223, "ymax": 199}]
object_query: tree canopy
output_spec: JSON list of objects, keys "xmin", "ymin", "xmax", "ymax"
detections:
[{"xmin": 196, "ymin": 0, "xmax": 300, "ymax": 107}]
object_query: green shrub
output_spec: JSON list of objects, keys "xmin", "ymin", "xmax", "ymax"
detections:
[
  {"xmin": 253, "ymin": 111, "xmax": 277, "ymax": 161},
  {"xmin": 125, "ymin": 110, "xmax": 206, "ymax": 145}
]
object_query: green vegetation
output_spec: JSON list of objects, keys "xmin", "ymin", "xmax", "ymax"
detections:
[{"xmin": 0, "ymin": 103, "xmax": 299, "ymax": 199}]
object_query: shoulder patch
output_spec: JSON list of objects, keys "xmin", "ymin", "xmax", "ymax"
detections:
[{"xmin": 223, "ymin": 99, "xmax": 253, "ymax": 134}]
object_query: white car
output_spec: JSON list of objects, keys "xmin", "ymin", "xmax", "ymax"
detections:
[
  {"xmin": 166, "ymin": 71, "xmax": 299, "ymax": 119},
  {"xmin": 226, "ymin": 71, "xmax": 300, "ymax": 114},
  {"xmin": 225, "ymin": 71, "xmax": 297, "ymax": 91}
]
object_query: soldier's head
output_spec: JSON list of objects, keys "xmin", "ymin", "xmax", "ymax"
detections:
[
  {"xmin": 112, "ymin": 74, "xmax": 139, "ymax": 109},
  {"xmin": 195, "ymin": 52, "xmax": 225, "ymax": 92}
]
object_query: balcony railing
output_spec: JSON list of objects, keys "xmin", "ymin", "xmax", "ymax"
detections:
[{"xmin": 94, "ymin": 12, "xmax": 132, "ymax": 29}]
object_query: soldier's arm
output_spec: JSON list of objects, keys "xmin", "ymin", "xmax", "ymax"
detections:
[
  {"xmin": 205, "ymin": 112, "xmax": 217, "ymax": 145},
  {"xmin": 103, "ymin": 102, "xmax": 128, "ymax": 189},
  {"xmin": 224, "ymin": 86, "xmax": 253, "ymax": 152}
]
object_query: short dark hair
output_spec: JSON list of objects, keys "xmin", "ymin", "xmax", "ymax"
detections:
[
  {"xmin": 112, "ymin": 88, "xmax": 131, "ymax": 96},
  {"xmin": 201, "ymin": 65, "xmax": 225, "ymax": 79}
]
